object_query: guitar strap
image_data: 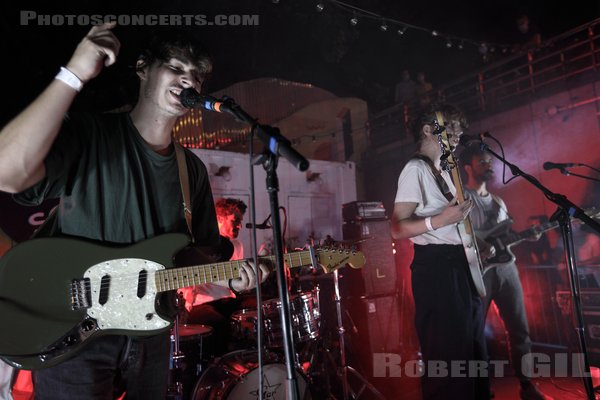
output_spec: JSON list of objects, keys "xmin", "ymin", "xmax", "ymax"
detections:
[
  {"xmin": 174, "ymin": 143, "xmax": 194, "ymax": 243},
  {"xmin": 413, "ymin": 154, "xmax": 454, "ymax": 202}
]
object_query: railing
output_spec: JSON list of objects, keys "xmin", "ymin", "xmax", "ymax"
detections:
[{"xmin": 368, "ymin": 18, "xmax": 600, "ymax": 149}]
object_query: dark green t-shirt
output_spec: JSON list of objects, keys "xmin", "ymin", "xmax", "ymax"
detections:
[{"xmin": 15, "ymin": 112, "xmax": 219, "ymax": 247}]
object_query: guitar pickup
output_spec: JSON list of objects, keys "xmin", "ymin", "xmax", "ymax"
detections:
[{"xmin": 70, "ymin": 278, "xmax": 92, "ymax": 310}]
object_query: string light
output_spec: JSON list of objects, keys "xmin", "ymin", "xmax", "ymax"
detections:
[
  {"xmin": 379, "ymin": 20, "xmax": 388, "ymax": 32},
  {"xmin": 308, "ymin": 0, "xmax": 510, "ymax": 54}
]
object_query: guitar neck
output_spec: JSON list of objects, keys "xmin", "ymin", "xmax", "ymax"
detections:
[
  {"xmin": 447, "ymin": 159, "xmax": 477, "ymax": 236},
  {"xmin": 154, "ymin": 251, "xmax": 310, "ymax": 292},
  {"xmin": 503, "ymin": 221, "xmax": 559, "ymax": 247}
]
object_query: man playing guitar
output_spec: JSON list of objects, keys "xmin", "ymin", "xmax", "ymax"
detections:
[
  {"xmin": 0, "ymin": 24, "xmax": 268, "ymax": 399},
  {"xmin": 461, "ymin": 143, "xmax": 551, "ymax": 400},
  {"xmin": 391, "ymin": 103, "xmax": 490, "ymax": 400}
]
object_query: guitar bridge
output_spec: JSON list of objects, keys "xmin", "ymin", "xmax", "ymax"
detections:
[{"xmin": 70, "ymin": 278, "xmax": 92, "ymax": 310}]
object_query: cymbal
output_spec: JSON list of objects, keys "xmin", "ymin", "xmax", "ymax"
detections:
[{"xmin": 175, "ymin": 323, "xmax": 212, "ymax": 337}]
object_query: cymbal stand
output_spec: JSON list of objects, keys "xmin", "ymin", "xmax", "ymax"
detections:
[
  {"xmin": 331, "ymin": 269, "xmax": 386, "ymax": 400},
  {"xmin": 167, "ymin": 313, "xmax": 184, "ymax": 400}
]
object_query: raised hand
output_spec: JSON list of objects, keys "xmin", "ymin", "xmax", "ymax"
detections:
[{"xmin": 65, "ymin": 22, "xmax": 121, "ymax": 83}]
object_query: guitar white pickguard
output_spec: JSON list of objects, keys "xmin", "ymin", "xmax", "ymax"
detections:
[{"xmin": 84, "ymin": 259, "xmax": 171, "ymax": 331}]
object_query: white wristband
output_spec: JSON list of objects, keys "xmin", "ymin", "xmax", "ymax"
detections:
[
  {"xmin": 55, "ymin": 67, "xmax": 83, "ymax": 92},
  {"xmin": 425, "ymin": 216, "xmax": 434, "ymax": 232}
]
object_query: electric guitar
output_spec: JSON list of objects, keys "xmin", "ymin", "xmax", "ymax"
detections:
[
  {"xmin": 433, "ymin": 111, "xmax": 486, "ymax": 297},
  {"xmin": 478, "ymin": 219, "xmax": 554, "ymax": 273},
  {"xmin": 0, "ymin": 233, "xmax": 365, "ymax": 370},
  {"xmin": 478, "ymin": 207, "xmax": 599, "ymax": 274}
]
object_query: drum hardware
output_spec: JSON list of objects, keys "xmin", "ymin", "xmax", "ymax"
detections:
[
  {"xmin": 167, "ymin": 313, "xmax": 185, "ymax": 400},
  {"xmin": 314, "ymin": 269, "xmax": 386, "ymax": 400},
  {"xmin": 230, "ymin": 290, "xmax": 321, "ymax": 349},
  {"xmin": 168, "ymin": 311, "xmax": 213, "ymax": 400},
  {"xmin": 288, "ymin": 242, "xmax": 384, "ymax": 399}
]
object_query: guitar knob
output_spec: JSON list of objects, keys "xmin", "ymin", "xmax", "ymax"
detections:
[
  {"xmin": 81, "ymin": 319, "xmax": 96, "ymax": 332},
  {"xmin": 64, "ymin": 335, "xmax": 78, "ymax": 345}
]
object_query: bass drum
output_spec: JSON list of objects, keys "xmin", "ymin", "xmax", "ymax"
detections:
[{"xmin": 192, "ymin": 350, "xmax": 311, "ymax": 400}]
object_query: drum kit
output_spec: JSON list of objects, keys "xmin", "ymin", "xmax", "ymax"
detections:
[{"xmin": 167, "ymin": 269, "xmax": 386, "ymax": 400}]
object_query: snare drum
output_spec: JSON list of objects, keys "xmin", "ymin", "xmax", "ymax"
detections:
[
  {"xmin": 230, "ymin": 291, "xmax": 320, "ymax": 348},
  {"xmin": 191, "ymin": 350, "xmax": 311, "ymax": 400}
]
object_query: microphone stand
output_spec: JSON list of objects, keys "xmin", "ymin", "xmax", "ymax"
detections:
[
  {"xmin": 215, "ymin": 96, "xmax": 310, "ymax": 400},
  {"xmin": 476, "ymin": 138, "xmax": 600, "ymax": 400},
  {"xmin": 559, "ymin": 169, "xmax": 600, "ymax": 183},
  {"xmin": 247, "ymin": 128, "xmax": 265, "ymax": 400}
]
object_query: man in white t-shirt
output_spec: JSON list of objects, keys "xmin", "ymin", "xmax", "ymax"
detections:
[{"xmin": 391, "ymin": 103, "xmax": 490, "ymax": 400}]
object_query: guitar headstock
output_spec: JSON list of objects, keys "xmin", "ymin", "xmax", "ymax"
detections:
[
  {"xmin": 433, "ymin": 111, "xmax": 456, "ymax": 172},
  {"xmin": 316, "ymin": 247, "xmax": 365, "ymax": 274}
]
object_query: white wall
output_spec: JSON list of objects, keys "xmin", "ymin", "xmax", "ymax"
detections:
[{"xmin": 190, "ymin": 149, "xmax": 358, "ymax": 255}]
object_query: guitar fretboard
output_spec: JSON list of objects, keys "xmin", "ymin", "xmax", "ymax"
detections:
[
  {"xmin": 501, "ymin": 222, "xmax": 558, "ymax": 247},
  {"xmin": 154, "ymin": 251, "xmax": 314, "ymax": 292}
]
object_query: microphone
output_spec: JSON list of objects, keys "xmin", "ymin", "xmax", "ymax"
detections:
[
  {"xmin": 543, "ymin": 161, "xmax": 583, "ymax": 170},
  {"xmin": 181, "ymin": 88, "xmax": 309, "ymax": 172},
  {"xmin": 180, "ymin": 88, "xmax": 233, "ymax": 114},
  {"xmin": 245, "ymin": 222, "xmax": 271, "ymax": 229}
]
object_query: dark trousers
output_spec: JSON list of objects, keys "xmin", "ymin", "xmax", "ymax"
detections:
[
  {"xmin": 33, "ymin": 333, "xmax": 170, "ymax": 400},
  {"xmin": 483, "ymin": 263, "xmax": 533, "ymax": 383},
  {"xmin": 411, "ymin": 244, "xmax": 490, "ymax": 400}
]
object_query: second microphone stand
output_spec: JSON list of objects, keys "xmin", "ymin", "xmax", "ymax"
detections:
[{"xmin": 476, "ymin": 137, "xmax": 600, "ymax": 400}]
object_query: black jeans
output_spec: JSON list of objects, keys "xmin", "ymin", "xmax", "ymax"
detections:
[
  {"xmin": 411, "ymin": 244, "xmax": 490, "ymax": 400},
  {"xmin": 33, "ymin": 332, "xmax": 170, "ymax": 400}
]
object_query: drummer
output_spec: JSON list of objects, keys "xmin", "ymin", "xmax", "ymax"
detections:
[{"xmin": 179, "ymin": 198, "xmax": 266, "ymax": 355}]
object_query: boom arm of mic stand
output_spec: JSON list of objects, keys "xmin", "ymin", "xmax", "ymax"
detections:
[
  {"xmin": 560, "ymin": 170, "xmax": 600, "ymax": 183},
  {"xmin": 480, "ymin": 142, "xmax": 600, "ymax": 234},
  {"xmin": 221, "ymin": 98, "xmax": 310, "ymax": 172}
]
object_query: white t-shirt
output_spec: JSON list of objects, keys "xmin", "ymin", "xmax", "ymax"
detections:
[
  {"xmin": 395, "ymin": 158, "xmax": 462, "ymax": 245},
  {"xmin": 231, "ymin": 238, "xmax": 244, "ymax": 261},
  {"xmin": 465, "ymin": 188, "xmax": 509, "ymax": 230}
]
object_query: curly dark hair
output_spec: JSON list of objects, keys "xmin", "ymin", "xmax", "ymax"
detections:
[
  {"xmin": 136, "ymin": 28, "xmax": 212, "ymax": 80},
  {"xmin": 411, "ymin": 102, "xmax": 468, "ymax": 144},
  {"xmin": 215, "ymin": 198, "xmax": 247, "ymax": 217}
]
